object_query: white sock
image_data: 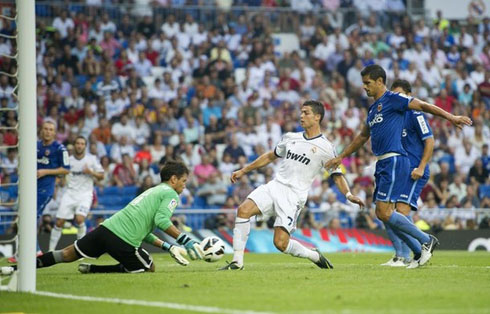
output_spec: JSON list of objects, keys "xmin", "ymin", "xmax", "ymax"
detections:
[
  {"xmin": 284, "ymin": 239, "xmax": 319, "ymax": 262},
  {"xmin": 77, "ymin": 223, "xmax": 87, "ymax": 239},
  {"xmin": 232, "ymin": 217, "xmax": 250, "ymax": 266},
  {"xmin": 49, "ymin": 226, "xmax": 62, "ymax": 251}
]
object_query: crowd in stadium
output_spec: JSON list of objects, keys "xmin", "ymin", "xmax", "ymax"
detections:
[{"xmin": 0, "ymin": 1, "xmax": 489, "ymax": 233}]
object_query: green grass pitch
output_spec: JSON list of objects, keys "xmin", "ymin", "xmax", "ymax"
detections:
[{"xmin": 1, "ymin": 251, "xmax": 489, "ymax": 314}]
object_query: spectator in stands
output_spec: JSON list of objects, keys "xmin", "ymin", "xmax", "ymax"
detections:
[
  {"xmin": 231, "ymin": 174, "xmax": 254, "ymax": 205},
  {"xmin": 423, "ymin": 191, "xmax": 439, "ymax": 209},
  {"xmin": 448, "ymin": 174, "xmax": 467, "ymax": 204},
  {"xmin": 88, "ymin": 133, "xmax": 107, "ymax": 158},
  {"xmin": 193, "ymin": 154, "xmax": 217, "ymax": 185},
  {"xmin": 134, "ymin": 51, "xmax": 153, "ymax": 77},
  {"xmin": 455, "ymin": 138, "xmax": 481, "ymax": 174},
  {"xmin": 223, "ymin": 135, "xmax": 246, "ymax": 164},
  {"xmin": 2, "ymin": 148, "xmax": 17, "ymax": 175},
  {"xmin": 469, "ymin": 158, "xmax": 489, "ymax": 185},
  {"xmin": 460, "ymin": 185, "xmax": 481, "ymax": 208},
  {"xmin": 197, "ymin": 172, "xmax": 228, "ymax": 207},
  {"xmin": 113, "ymin": 154, "xmax": 138, "ymax": 188},
  {"xmin": 137, "ymin": 15, "xmax": 156, "ymax": 39},
  {"xmin": 91, "ymin": 117, "xmax": 112, "ymax": 145},
  {"xmin": 52, "ymin": 10, "xmax": 74, "ymax": 39},
  {"xmin": 110, "ymin": 136, "xmax": 135, "ymax": 164},
  {"xmin": 137, "ymin": 157, "xmax": 159, "ymax": 185},
  {"xmin": 111, "ymin": 114, "xmax": 136, "ymax": 143},
  {"xmin": 96, "ymin": 72, "xmax": 120, "ymax": 101},
  {"xmin": 445, "ymin": 195, "xmax": 461, "ymax": 209},
  {"xmin": 180, "ymin": 143, "xmax": 201, "ymax": 170},
  {"xmin": 434, "ymin": 162, "xmax": 453, "ymax": 186},
  {"xmin": 432, "ymin": 179, "xmax": 451, "ymax": 206}
]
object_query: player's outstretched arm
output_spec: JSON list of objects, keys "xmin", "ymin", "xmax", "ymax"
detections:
[
  {"xmin": 230, "ymin": 151, "xmax": 278, "ymax": 183},
  {"xmin": 145, "ymin": 234, "xmax": 189, "ymax": 266},
  {"xmin": 408, "ymin": 98, "xmax": 472, "ymax": 129},
  {"xmin": 164, "ymin": 225, "xmax": 204, "ymax": 260},
  {"xmin": 325, "ymin": 124, "xmax": 370, "ymax": 171},
  {"xmin": 331, "ymin": 174, "xmax": 365, "ymax": 209},
  {"xmin": 37, "ymin": 167, "xmax": 70, "ymax": 179}
]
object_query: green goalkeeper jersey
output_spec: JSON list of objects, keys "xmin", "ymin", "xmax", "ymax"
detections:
[{"xmin": 102, "ymin": 183, "xmax": 179, "ymax": 247}]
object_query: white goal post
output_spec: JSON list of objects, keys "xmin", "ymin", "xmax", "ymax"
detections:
[{"xmin": 17, "ymin": 0, "xmax": 37, "ymax": 292}]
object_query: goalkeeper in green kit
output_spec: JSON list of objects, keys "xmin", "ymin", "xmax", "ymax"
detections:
[{"xmin": 10, "ymin": 160, "xmax": 204, "ymax": 274}]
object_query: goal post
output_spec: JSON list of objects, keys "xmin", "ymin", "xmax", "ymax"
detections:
[{"xmin": 17, "ymin": 0, "xmax": 37, "ymax": 292}]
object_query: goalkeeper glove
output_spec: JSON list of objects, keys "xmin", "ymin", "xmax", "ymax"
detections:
[
  {"xmin": 162, "ymin": 242, "xmax": 189, "ymax": 266},
  {"xmin": 176, "ymin": 233, "xmax": 204, "ymax": 260}
]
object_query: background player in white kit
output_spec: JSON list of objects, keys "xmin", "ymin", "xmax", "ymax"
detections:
[
  {"xmin": 49, "ymin": 136, "xmax": 104, "ymax": 251},
  {"xmin": 220, "ymin": 100, "xmax": 365, "ymax": 270}
]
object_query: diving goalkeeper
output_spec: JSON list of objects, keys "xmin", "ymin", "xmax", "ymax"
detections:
[{"xmin": 11, "ymin": 160, "xmax": 203, "ymax": 274}]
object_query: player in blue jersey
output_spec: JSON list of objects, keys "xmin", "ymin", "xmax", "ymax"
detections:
[
  {"xmin": 37, "ymin": 120, "xmax": 70, "ymax": 220},
  {"xmin": 8, "ymin": 120, "xmax": 70, "ymax": 262},
  {"xmin": 379, "ymin": 79, "xmax": 435, "ymax": 268},
  {"xmin": 326, "ymin": 65, "xmax": 472, "ymax": 268}
]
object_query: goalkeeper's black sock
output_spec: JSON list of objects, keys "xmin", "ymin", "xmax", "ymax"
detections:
[
  {"xmin": 11, "ymin": 251, "xmax": 62, "ymax": 269},
  {"xmin": 36, "ymin": 252, "xmax": 56, "ymax": 268},
  {"xmin": 88, "ymin": 264, "xmax": 125, "ymax": 273}
]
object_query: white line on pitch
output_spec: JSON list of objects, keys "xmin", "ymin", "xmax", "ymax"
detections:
[
  {"xmin": 286, "ymin": 308, "xmax": 490, "ymax": 314},
  {"xmin": 33, "ymin": 290, "xmax": 273, "ymax": 314}
]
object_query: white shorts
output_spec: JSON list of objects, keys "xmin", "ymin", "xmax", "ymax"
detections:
[
  {"xmin": 247, "ymin": 180, "xmax": 307, "ymax": 233},
  {"xmin": 56, "ymin": 192, "xmax": 92, "ymax": 220}
]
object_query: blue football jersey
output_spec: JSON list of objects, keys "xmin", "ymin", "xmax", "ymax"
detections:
[
  {"xmin": 402, "ymin": 110, "xmax": 433, "ymax": 168},
  {"xmin": 366, "ymin": 90, "xmax": 412, "ymax": 156},
  {"xmin": 37, "ymin": 140, "xmax": 70, "ymax": 195}
]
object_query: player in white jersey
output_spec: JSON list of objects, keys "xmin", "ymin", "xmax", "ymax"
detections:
[
  {"xmin": 49, "ymin": 136, "xmax": 104, "ymax": 251},
  {"xmin": 220, "ymin": 100, "xmax": 365, "ymax": 270}
]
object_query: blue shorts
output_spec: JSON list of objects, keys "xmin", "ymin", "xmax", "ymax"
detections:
[
  {"xmin": 398, "ymin": 167, "xmax": 430, "ymax": 211},
  {"xmin": 373, "ymin": 155, "xmax": 410, "ymax": 203},
  {"xmin": 37, "ymin": 192, "xmax": 53, "ymax": 218}
]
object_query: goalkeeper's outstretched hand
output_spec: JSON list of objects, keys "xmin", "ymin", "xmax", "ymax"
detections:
[
  {"xmin": 162, "ymin": 242, "xmax": 190, "ymax": 266},
  {"xmin": 169, "ymin": 245, "xmax": 189, "ymax": 266},
  {"xmin": 176, "ymin": 233, "xmax": 204, "ymax": 260}
]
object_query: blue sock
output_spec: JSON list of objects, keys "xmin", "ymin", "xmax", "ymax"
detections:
[
  {"xmin": 387, "ymin": 211, "xmax": 430, "ymax": 244},
  {"xmin": 391, "ymin": 227, "xmax": 421, "ymax": 256},
  {"xmin": 399, "ymin": 216, "xmax": 416, "ymax": 259},
  {"xmin": 384, "ymin": 222, "xmax": 404, "ymax": 257},
  {"xmin": 399, "ymin": 238, "xmax": 411, "ymax": 260}
]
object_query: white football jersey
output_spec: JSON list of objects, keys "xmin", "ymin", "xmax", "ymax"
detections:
[
  {"xmin": 65, "ymin": 154, "xmax": 103, "ymax": 196},
  {"xmin": 274, "ymin": 132, "xmax": 342, "ymax": 194}
]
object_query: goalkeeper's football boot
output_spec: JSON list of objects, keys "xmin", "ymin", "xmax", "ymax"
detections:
[
  {"xmin": 218, "ymin": 261, "xmax": 243, "ymax": 271},
  {"xmin": 313, "ymin": 248, "xmax": 333, "ymax": 269},
  {"xmin": 419, "ymin": 234, "xmax": 439, "ymax": 266}
]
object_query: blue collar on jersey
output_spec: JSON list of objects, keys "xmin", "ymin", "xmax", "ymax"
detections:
[
  {"xmin": 373, "ymin": 90, "xmax": 389, "ymax": 104},
  {"xmin": 369, "ymin": 89, "xmax": 390, "ymax": 111},
  {"xmin": 303, "ymin": 132, "xmax": 323, "ymax": 141}
]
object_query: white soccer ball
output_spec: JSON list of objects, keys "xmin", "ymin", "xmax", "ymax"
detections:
[{"xmin": 200, "ymin": 236, "xmax": 225, "ymax": 263}]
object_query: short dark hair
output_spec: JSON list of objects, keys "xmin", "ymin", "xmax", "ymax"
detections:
[
  {"xmin": 360, "ymin": 64, "xmax": 386, "ymax": 84},
  {"xmin": 75, "ymin": 135, "xmax": 87, "ymax": 145},
  {"xmin": 391, "ymin": 79, "xmax": 412, "ymax": 94},
  {"xmin": 302, "ymin": 100, "xmax": 325, "ymax": 123},
  {"xmin": 160, "ymin": 160, "xmax": 189, "ymax": 182}
]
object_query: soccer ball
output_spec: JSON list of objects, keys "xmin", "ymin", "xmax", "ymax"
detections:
[{"xmin": 200, "ymin": 236, "xmax": 225, "ymax": 263}]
